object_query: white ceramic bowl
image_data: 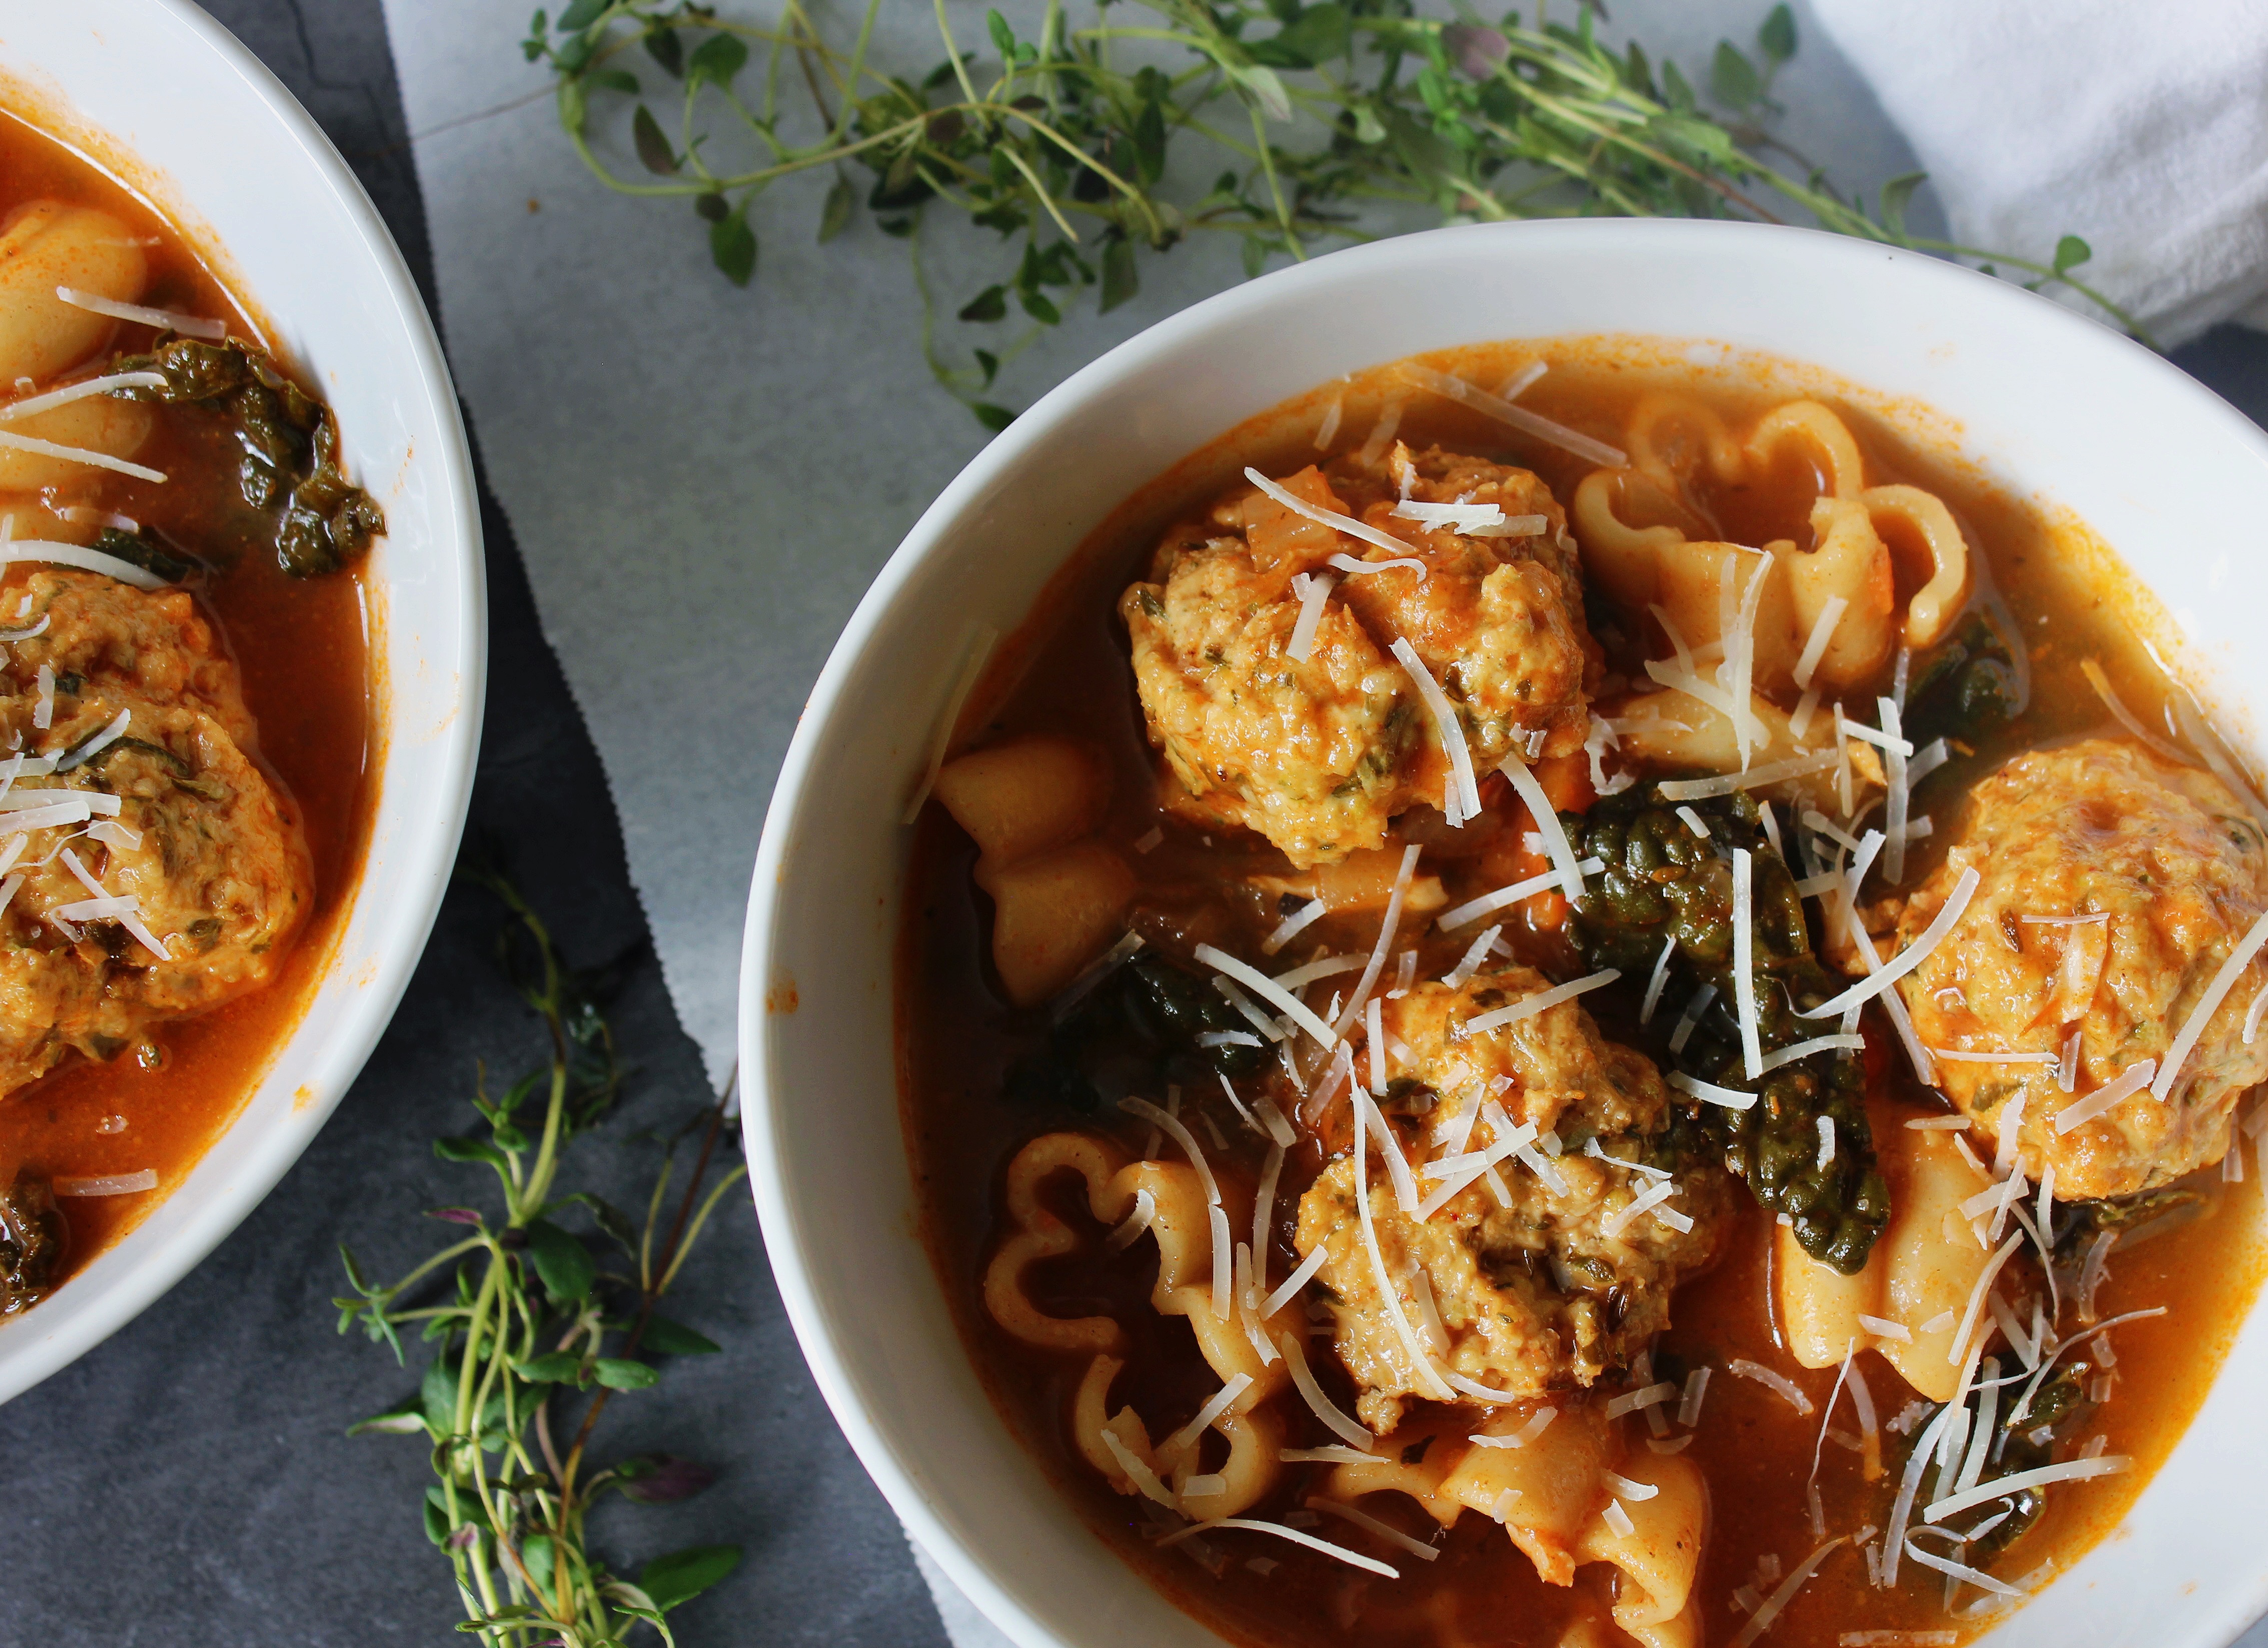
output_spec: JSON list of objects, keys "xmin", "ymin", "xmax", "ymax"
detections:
[
  {"xmin": 739, "ymin": 219, "xmax": 2268, "ymax": 1648},
  {"xmin": 0, "ymin": 4, "xmax": 482, "ymax": 1400}
]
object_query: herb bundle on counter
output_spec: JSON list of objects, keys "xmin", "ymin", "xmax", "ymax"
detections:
[
  {"xmin": 519, "ymin": 0, "xmax": 2135, "ymax": 428},
  {"xmin": 336, "ymin": 873, "xmax": 746, "ymax": 1647}
]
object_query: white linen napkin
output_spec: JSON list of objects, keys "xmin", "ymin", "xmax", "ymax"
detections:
[{"xmin": 1812, "ymin": 0, "xmax": 2268, "ymax": 346}]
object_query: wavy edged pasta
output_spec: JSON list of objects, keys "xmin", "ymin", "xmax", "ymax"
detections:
[
  {"xmin": 1602, "ymin": 680, "xmax": 1885, "ymax": 815},
  {"xmin": 983, "ymin": 1131, "xmax": 1299, "ymax": 1517},
  {"xmin": 1314, "ymin": 1400, "xmax": 1705, "ymax": 1648},
  {"xmin": 1776, "ymin": 1120, "xmax": 1994, "ymax": 1400},
  {"xmin": 1573, "ymin": 393, "xmax": 1969, "ymax": 688},
  {"xmin": 934, "ymin": 738, "xmax": 1133, "ymax": 1007}
]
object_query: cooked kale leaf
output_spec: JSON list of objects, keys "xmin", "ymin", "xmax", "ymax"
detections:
[
  {"xmin": 1003, "ymin": 949, "xmax": 1264, "ymax": 1115},
  {"xmin": 0, "ymin": 1171, "xmax": 67, "ymax": 1316},
  {"xmin": 1569, "ymin": 785, "xmax": 1889, "ymax": 1273},
  {"xmin": 1904, "ymin": 609, "xmax": 2020, "ymax": 749},
  {"xmin": 115, "ymin": 337, "xmax": 385, "ymax": 578},
  {"xmin": 90, "ymin": 527, "xmax": 194, "ymax": 584}
]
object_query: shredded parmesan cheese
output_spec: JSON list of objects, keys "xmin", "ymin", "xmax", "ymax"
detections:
[
  {"xmin": 1732, "ymin": 1535, "xmax": 1848, "ymax": 1648},
  {"xmin": 1162, "ymin": 1373, "xmax": 1255, "ymax": 1461},
  {"xmin": 1244, "ymin": 466, "xmax": 1421, "ymax": 564},
  {"xmin": 2152, "ymin": 906, "xmax": 2268, "ymax": 1100},
  {"xmin": 1389, "ymin": 499, "xmax": 1507, "ymax": 532},
  {"xmin": 1262, "ymin": 1244, "xmax": 1328, "ymax": 1317},
  {"xmin": 1732, "ymin": 848, "xmax": 1764, "ymax": 1077},
  {"xmin": 1470, "ymin": 1406, "xmax": 1557, "ymax": 1449},
  {"xmin": 53, "ymin": 1169, "xmax": 158, "ymax": 1196},
  {"xmin": 1444, "ymin": 925, "xmax": 1502, "ymax": 989},
  {"xmin": 1640, "ymin": 936, "xmax": 1678, "ymax": 1024},
  {"xmin": 55, "ymin": 286, "xmax": 227, "ymax": 340},
  {"xmin": 1759, "ymin": 1035, "xmax": 1866, "ymax": 1072},
  {"xmin": 1601, "ymin": 1177, "xmax": 1682, "ymax": 1239},
  {"xmin": 1434, "ymin": 858, "xmax": 1605, "ymax": 932},
  {"xmin": 1805, "ymin": 868, "xmax": 1981, "ymax": 1021},
  {"xmin": 1498, "ymin": 747, "xmax": 1587, "ymax": 900},
  {"xmin": 2079, "ymin": 657, "xmax": 2184, "ymax": 760},
  {"xmin": 0, "ymin": 370, "xmax": 168, "ymax": 424},
  {"xmin": 1670, "ymin": 1071, "xmax": 1758, "ymax": 1112},
  {"xmin": 0, "ymin": 429, "xmax": 165, "ymax": 483},
  {"xmin": 1880, "ymin": 696, "xmax": 1912, "ymax": 884},
  {"xmin": 1605, "ymin": 1383, "xmax": 1679, "ymax": 1420},
  {"xmin": 1464, "ymin": 969, "xmax": 1620, "ymax": 1036},
  {"xmin": 1333, "ymin": 845, "xmax": 1422, "ymax": 1036},
  {"xmin": 1792, "ymin": 596, "xmax": 1848, "ymax": 692},
  {"xmin": 1, "ymin": 538, "xmax": 171, "ymax": 591},
  {"xmin": 1947, "ymin": 1232, "xmax": 2026, "ymax": 1366},
  {"xmin": 1728, "ymin": 1359, "xmax": 1816, "ymax": 1415},
  {"xmin": 1394, "ymin": 361, "xmax": 1626, "ymax": 466},
  {"xmin": 1351, "ymin": 1096, "xmax": 1455, "ymax": 1400},
  {"xmin": 1669, "ymin": 985, "xmax": 1717, "ymax": 1055},
  {"xmin": 1898, "ymin": 1534, "xmax": 2025, "ymax": 1599},
  {"xmin": 1357, "ymin": 402, "xmax": 1403, "ymax": 468},
  {"xmin": 2054, "ymin": 1057, "xmax": 2158, "ymax": 1134},
  {"xmin": 1276, "ymin": 1329, "xmax": 1376, "ymax": 1451},
  {"xmin": 1286, "ymin": 570, "xmax": 1337, "ymax": 663},
  {"xmin": 55, "ymin": 707, "xmax": 130, "ymax": 773},
  {"xmin": 1415, "ymin": 1118, "xmax": 1537, "ymax": 1219},
  {"xmin": 1389, "ymin": 638, "xmax": 1480, "ymax": 825},
  {"xmin": 1305, "ymin": 1496, "xmax": 1441, "ymax": 1562},
  {"xmin": 1198, "ymin": 944, "xmax": 1339, "ymax": 1047},
  {"xmin": 1655, "ymin": 750, "xmax": 1843, "ymax": 802},
  {"xmin": 1159, "ymin": 1516, "xmax": 1397, "ymax": 1578}
]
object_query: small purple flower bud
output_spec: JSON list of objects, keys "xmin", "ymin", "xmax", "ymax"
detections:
[
  {"xmin": 1443, "ymin": 24, "xmax": 1510, "ymax": 80},
  {"xmin": 619, "ymin": 1455, "xmax": 717, "ymax": 1505}
]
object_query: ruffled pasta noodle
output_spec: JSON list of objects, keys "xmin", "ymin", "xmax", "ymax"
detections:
[
  {"xmin": 1317, "ymin": 1400, "xmax": 1707, "ymax": 1648},
  {"xmin": 983, "ymin": 1132, "xmax": 1300, "ymax": 1517},
  {"xmin": 1776, "ymin": 1122, "xmax": 1995, "ymax": 1400},
  {"xmin": 1573, "ymin": 393, "xmax": 1969, "ymax": 690}
]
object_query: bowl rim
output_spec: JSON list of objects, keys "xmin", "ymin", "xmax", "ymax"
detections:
[
  {"xmin": 739, "ymin": 215, "xmax": 2268, "ymax": 1648},
  {"xmin": 0, "ymin": 0, "xmax": 485, "ymax": 1401}
]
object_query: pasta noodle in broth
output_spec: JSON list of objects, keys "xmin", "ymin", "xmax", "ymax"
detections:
[{"xmin": 901, "ymin": 338, "xmax": 2268, "ymax": 1647}]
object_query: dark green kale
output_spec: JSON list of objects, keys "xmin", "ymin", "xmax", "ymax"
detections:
[
  {"xmin": 89, "ymin": 527, "xmax": 194, "ymax": 584},
  {"xmin": 2051, "ymin": 1187, "xmax": 2205, "ymax": 1260},
  {"xmin": 0, "ymin": 1171, "xmax": 68, "ymax": 1316},
  {"xmin": 1569, "ymin": 785, "xmax": 1889, "ymax": 1273},
  {"xmin": 1903, "ymin": 609, "xmax": 2021, "ymax": 750},
  {"xmin": 1002, "ymin": 950, "xmax": 1264, "ymax": 1116},
  {"xmin": 115, "ymin": 337, "xmax": 384, "ymax": 577},
  {"xmin": 1931, "ymin": 1357, "xmax": 2095, "ymax": 1565}
]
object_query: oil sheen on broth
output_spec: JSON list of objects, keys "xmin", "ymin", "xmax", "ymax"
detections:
[
  {"xmin": 0, "ymin": 109, "xmax": 379, "ymax": 1313},
  {"xmin": 902, "ymin": 339, "xmax": 2268, "ymax": 1647}
]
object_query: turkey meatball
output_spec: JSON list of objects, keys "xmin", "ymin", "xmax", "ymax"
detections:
[{"xmin": 1891, "ymin": 738, "xmax": 2268, "ymax": 1199}]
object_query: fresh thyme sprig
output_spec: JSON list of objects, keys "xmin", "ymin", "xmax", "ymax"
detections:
[
  {"xmin": 520, "ymin": 0, "xmax": 2143, "ymax": 429},
  {"xmin": 337, "ymin": 870, "xmax": 748, "ymax": 1647}
]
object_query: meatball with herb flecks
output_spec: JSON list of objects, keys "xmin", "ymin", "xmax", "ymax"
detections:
[
  {"xmin": 1294, "ymin": 965, "xmax": 1732, "ymax": 1432},
  {"xmin": 1121, "ymin": 444, "xmax": 1598, "ymax": 868},
  {"xmin": 1892, "ymin": 737, "xmax": 2268, "ymax": 1199}
]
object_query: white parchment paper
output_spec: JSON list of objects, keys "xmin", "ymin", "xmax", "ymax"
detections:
[{"xmin": 376, "ymin": 2, "xmax": 1917, "ymax": 1640}]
